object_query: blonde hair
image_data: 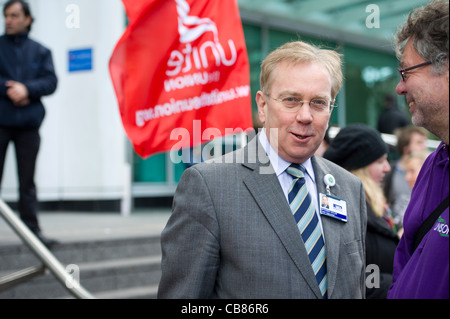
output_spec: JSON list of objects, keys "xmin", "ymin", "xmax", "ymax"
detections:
[
  {"xmin": 351, "ymin": 166, "xmax": 386, "ymax": 218},
  {"xmin": 395, "ymin": 125, "xmax": 428, "ymax": 155},
  {"xmin": 405, "ymin": 150, "xmax": 431, "ymax": 167},
  {"xmin": 260, "ymin": 41, "xmax": 343, "ymax": 99}
]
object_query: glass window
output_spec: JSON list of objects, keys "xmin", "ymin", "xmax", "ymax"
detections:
[
  {"xmin": 343, "ymin": 44, "xmax": 405, "ymax": 127},
  {"xmin": 133, "ymin": 153, "xmax": 167, "ymax": 183}
]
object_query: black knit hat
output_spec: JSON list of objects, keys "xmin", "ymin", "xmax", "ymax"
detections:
[{"xmin": 323, "ymin": 124, "xmax": 388, "ymax": 170}]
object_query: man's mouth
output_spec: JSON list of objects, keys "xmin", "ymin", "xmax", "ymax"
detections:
[
  {"xmin": 292, "ymin": 132, "xmax": 308, "ymax": 139},
  {"xmin": 409, "ymin": 101, "xmax": 416, "ymax": 108}
]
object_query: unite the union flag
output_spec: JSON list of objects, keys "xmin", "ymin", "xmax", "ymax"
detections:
[{"xmin": 109, "ymin": 0, "xmax": 253, "ymax": 158}]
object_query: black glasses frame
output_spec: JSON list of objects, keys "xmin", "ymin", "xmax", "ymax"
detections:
[{"xmin": 398, "ymin": 61, "xmax": 432, "ymax": 81}]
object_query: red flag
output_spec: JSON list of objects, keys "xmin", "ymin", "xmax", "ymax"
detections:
[{"xmin": 109, "ymin": 0, "xmax": 253, "ymax": 158}]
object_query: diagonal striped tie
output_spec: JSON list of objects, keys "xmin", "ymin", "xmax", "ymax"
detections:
[{"xmin": 286, "ymin": 164, "xmax": 328, "ymax": 298}]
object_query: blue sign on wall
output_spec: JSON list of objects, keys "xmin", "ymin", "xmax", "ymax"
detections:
[{"xmin": 68, "ymin": 48, "xmax": 93, "ymax": 72}]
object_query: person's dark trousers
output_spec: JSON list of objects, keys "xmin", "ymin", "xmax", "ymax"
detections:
[{"xmin": 0, "ymin": 126, "xmax": 41, "ymax": 233}]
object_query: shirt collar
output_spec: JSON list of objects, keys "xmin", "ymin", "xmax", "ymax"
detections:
[
  {"xmin": 437, "ymin": 142, "xmax": 449, "ymax": 166},
  {"xmin": 5, "ymin": 31, "xmax": 29, "ymax": 45},
  {"xmin": 259, "ymin": 128, "xmax": 315, "ymax": 182}
]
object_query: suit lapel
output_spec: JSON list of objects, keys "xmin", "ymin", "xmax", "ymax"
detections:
[
  {"xmin": 241, "ymin": 138, "xmax": 323, "ymax": 298},
  {"xmin": 312, "ymin": 156, "xmax": 343, "ymax": 298}
]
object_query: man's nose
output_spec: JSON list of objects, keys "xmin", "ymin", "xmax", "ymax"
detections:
[{"xmin": 396, "ymin": 79, "xmax": 406, "ymax": 96}]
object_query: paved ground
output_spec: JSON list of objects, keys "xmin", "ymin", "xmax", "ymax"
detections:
[{"xmin": 0, "ymin": 208, "xmax": 172, "ymax": 245}]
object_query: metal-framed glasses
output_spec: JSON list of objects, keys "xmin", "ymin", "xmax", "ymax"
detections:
[
  {"xmin": 266, "ymin": 95, "xmax": 336, "ymax": 114},
  {"xmin": 398, "ymin": 61, "xmax": 432, "ymax": 82}
]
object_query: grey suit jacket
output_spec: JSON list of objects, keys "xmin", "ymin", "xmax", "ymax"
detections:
[{"xmin": 158, "ymin": 136, "xmax": 367, "ymax": 299}]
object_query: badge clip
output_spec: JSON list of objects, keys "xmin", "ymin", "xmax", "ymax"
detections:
[{"xmin": 323, "ymin": 174, "xmax": 336, "ymax": 195}]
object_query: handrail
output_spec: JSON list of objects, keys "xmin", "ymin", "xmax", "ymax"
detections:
[
  {"xmin": 0, "ymin": 199, "xmax": 95, "ymax": 299},
  {"xmin": 0, "ymin": 265, "xmax": 45, "ymax": 293}
]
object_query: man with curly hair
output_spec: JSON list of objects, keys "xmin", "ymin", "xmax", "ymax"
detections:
[{"xmin": 388, "ymin": 0, "xmax": 449, "ymax": 299}]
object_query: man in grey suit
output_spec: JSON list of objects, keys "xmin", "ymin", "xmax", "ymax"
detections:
[{"xmin": 158, "ymin": 41, "xmax": 367, "ymax": 299}]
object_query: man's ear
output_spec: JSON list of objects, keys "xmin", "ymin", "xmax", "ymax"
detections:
[
  {"xmin": 256, "ymin": 91, "xmax": 267, "ymax": 125},
  {"xmin": 25, "ymin": 15, "xmax": 32, "ymax": 29}
]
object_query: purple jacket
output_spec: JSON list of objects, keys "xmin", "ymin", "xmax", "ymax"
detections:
[{"xmin": 388, "ymin": 142, "xmax": 449, "ymax": 299}]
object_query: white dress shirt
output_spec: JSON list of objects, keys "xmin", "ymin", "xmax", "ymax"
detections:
[{"xmin": 259, "ymin": 129, "xmax": 325, "ymax": 235}]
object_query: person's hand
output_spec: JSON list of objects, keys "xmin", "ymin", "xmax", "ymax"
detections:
[
  {"xmin": 5, "ymin": 80, "xmax": 30, "ymax": 107},
  {"xmin": 13, "ymin": 97, "xmax": 30, "ymax": 107}
]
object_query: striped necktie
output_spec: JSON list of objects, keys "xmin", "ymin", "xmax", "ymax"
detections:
[{"xmin": 286, "ymin": 164, "xmax": 328, "ymax": 298}]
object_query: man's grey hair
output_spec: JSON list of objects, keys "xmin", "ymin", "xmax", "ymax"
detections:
[{"xmin": 395, "ymin": 0, "xmax": 449, "ymax": 75}]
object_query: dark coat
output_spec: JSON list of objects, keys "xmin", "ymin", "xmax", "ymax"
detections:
[
  {"xmin": 365, "ymin": 203, "xmax": 399, "ymax": 299},
  {"xmin": 0, "ymin": 32, "xmax": 57, "ymax": 128}
]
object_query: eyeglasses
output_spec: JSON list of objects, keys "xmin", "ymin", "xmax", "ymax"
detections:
[
  {"xmin": 398, "ymin": 61, "xmax": 432, "ymax": 82},
  {"xmin": 265, "ymin": 94, "xmax": 336, "ymax": 114}
]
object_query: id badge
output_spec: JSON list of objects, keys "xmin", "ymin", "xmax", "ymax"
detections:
[{"xmin": 319, "ymin": 193, "xmax": 348, "ymax": 223}]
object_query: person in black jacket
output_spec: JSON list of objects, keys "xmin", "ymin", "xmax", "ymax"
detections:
[
  {"xmin": 377, "ymin": 93, "xmax": 410, "ymax": 135},
  {"xmin": 0, "ymin": 0, "xmax": 57, "ymax": 247},
  {"xmin": 324, "ymin": 124, "xmax": 400, "ymax": 299}
]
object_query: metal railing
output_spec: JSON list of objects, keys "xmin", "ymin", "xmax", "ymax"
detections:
[{"xmin": 0, "ymin": 199, "xmax": 95, "ymax": 299}]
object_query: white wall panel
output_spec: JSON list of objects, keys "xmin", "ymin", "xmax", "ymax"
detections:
[{"xmin": 0, "ymin": 0, "xmax": 127, "ymax": 201}]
